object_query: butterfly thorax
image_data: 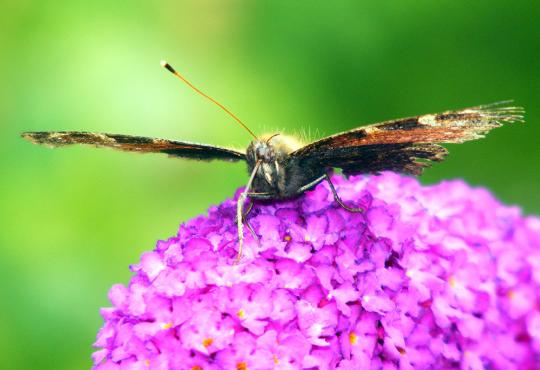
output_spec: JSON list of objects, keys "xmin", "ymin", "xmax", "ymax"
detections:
[{"xmin": 246, "ymin": 134, "xmax": 324, "ymax": 199}]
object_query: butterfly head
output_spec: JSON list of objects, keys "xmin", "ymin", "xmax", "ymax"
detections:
[
  {"xmin": 245, "ymin": 133, "xmax": 305, "ymax": 194},
  {"xmin": 246, "ymin": 134, "xmax": 281, "ymax": 190},
  {"xmin": 254, "ymin": 142, "xmax": 276, "ymax": 163}
]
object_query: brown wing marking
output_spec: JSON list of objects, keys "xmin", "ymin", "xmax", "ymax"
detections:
[
  {"xmin": 322, "ymin": 143, "xmax": 448, "ymax": 176},
  {"xmin": 21, "ymin": 131, "xmax": 246, "ymax": 162},
  {"xmin": 291, "ymin": 101, "xmax": 523, "ymax": 176}
]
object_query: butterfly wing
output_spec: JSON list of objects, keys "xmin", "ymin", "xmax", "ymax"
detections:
[
  {"xmin": 290, "ymin": 101, "xmax": 524, "ymax": 176},
  {"xmin": 21, "ymin": 131, "xmax": 246, "ymax": 162}
]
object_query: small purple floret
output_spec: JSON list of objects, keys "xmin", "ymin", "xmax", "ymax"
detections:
[{"xmin": 93, "ymin": 172, "xmax": 540, "ymax": 369}]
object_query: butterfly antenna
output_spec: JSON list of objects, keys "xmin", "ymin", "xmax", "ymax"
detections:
[{"xmin": 161, "ymin": 60, "xmax": 257, "ymax": 140}]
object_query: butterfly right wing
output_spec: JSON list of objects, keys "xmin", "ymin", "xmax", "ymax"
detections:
[
  {"xmin": 289, "ymin": 102, "xmax": 524, "ymax": 176},
  {"xmin": 21, "ymin": 131, "xmax": 246, "ymax": 162}
]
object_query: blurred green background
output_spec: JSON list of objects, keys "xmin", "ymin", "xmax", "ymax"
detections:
[{"xmin": 1, "ymin": 0, "xmax": 539, "ymax": 368}]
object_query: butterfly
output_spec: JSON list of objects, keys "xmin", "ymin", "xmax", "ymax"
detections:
[{"xmin": 22, "ymin": 61, "xmax": 525, "ymax": 262}]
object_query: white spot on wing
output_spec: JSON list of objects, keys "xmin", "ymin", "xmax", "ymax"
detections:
[{"xmin": 418, "ymin": 114, "xmax": 437, "ymax": 126}]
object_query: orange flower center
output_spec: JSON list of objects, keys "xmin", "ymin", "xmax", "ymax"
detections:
[
  {"xmin": 202, "ymin": 338, "xmax": 213, "ymax": 348},
  {"xmin": 237, "ymin": 309, "xmax": 246, "ymax": 319},
  {"xmin": 349, "ymin": 332, "xmax": 358, "ymax": 345}
]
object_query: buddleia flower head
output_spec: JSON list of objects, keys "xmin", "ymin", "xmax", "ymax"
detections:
[{"xmin": 93, "ymin": 172, "xmax": 540, "ymax": 369}]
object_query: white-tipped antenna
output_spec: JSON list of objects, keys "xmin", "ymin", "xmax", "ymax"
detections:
[{"xmin": 161, "ymin": 60, "xmax": 257, "ymax": 140}]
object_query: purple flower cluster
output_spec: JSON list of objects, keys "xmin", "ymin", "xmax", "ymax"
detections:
[{"xmin": 93, "ymin": 173, "xmax": 540, "ymax": 369}]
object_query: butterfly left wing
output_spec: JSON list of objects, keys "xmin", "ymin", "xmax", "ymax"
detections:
[
  {"xmin": 290, "ymin": 101, "xmax": 524, "ymax": 176},
  {"xmin": 21, "ymin": 131, "xmax": 246, "ymax": 162}
]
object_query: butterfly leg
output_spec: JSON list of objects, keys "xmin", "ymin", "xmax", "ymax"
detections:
[
  {"xmin": 235, "ymin": 161, "xmax": 264, "ymax": 264},
  {"xmin": 237, "ymin": 200, "xmax": 258, "ymax": 245},
  {"xmin": 297, "ymin": 174, "xmax": 327, "ymax": 193},
  {"xmin": 247, "ymin": 192, "xmax": 275, "ymax": 200},
  {"xmin": 324, "ymin": 173, "xmax": 364, "ymax": 213},
  {"xmin": 240, "ymin": 191, "xmax": 275, "ymax": 249}
]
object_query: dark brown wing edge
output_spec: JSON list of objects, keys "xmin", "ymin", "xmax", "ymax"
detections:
[
  {"xmin": 303, "ymin": 143, "xmax": 449, "ymax": 176},
  {"xmin": 290, "ymin": 101, "xmax": 524, "ymax": 176},
  {"xmin": 21, "ymin": 131, "xmax": 246, "ymax": 162}
]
